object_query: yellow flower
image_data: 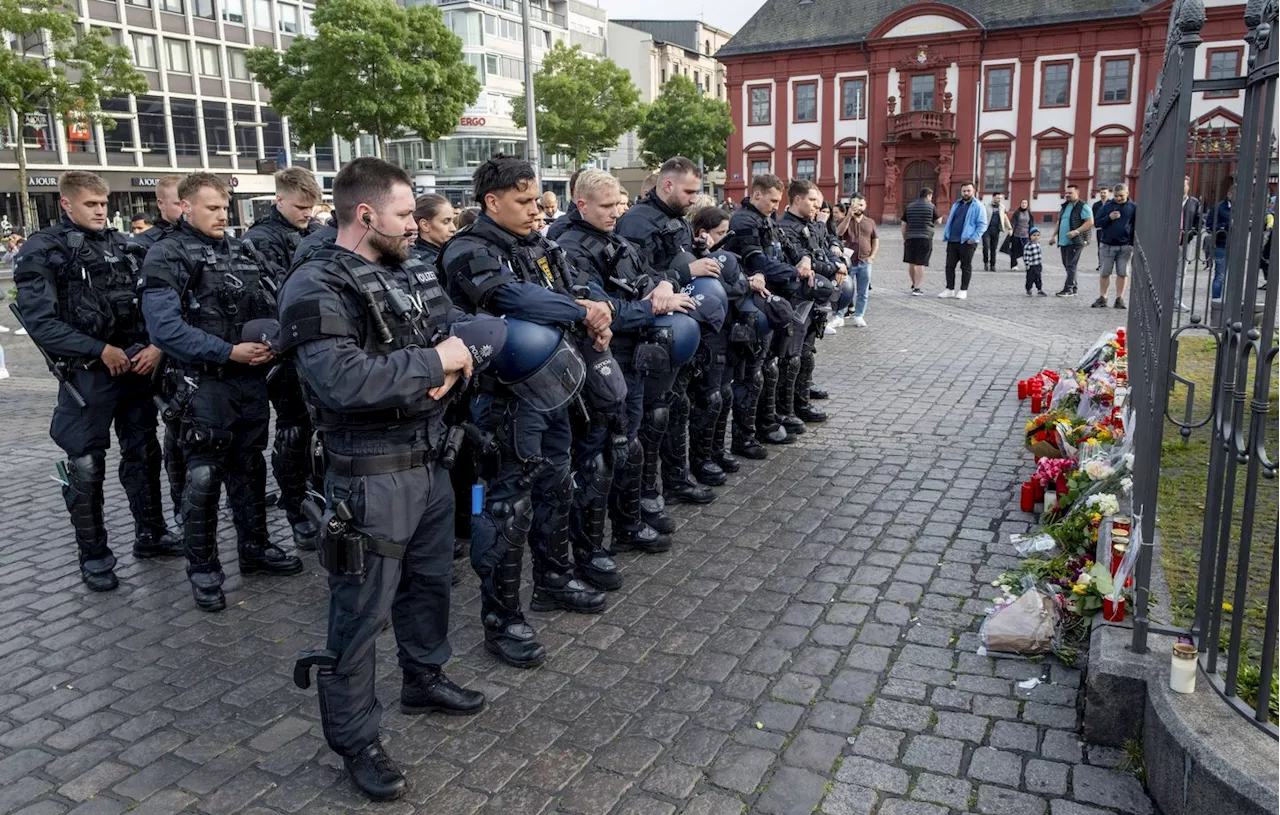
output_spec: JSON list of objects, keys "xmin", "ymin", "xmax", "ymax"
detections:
[
  {"xmin": 1072, "ymin": 584, "xmax": 1088, "ymax": 595},
  {"xmin": 1223, "ymin": 602, "xmax": 1234, "ymax": 613},
  {"xmin": 1090, "ymin": 513, "xmax": 1103, "ymax": 524}
]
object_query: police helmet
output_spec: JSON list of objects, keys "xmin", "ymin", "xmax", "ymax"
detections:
[
  {"xmin": 492, "ymin": 318, "xmax": 586, "ymax": 412},
  {"xmin": 682, "ymin": 276, "xmax": 729, "ymax": 332},
  {"xmin": 836, "ymin": 275, "xmax": 856, "ymax": 313},
  {"xmin": 738, "ymin": 293, "xmax": 773, "ymax": 342},
  {"xmin": 805, "ymin": 274, "xmax": 837, "ymax": 304},
  {"xmin": 652, "ymin": 312, "xmax": 701, "ymax": 367}
]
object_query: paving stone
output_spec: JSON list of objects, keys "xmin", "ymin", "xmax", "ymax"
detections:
[
  {"xmin": 1040, "ymin": 730, "xmax": 1084, "ymax": 763},
  {"xmin": 806, "ymin": 701, "xmax": 862, "ymax": 735},
  {"xmin": 1025, "ymin": 758, "xmax": 1070, "ymax": 796},
  {"xmin": 833, "ymin": 757, "xmax": 908, "ymax": 794},
  {"xmin": 968, "ymin": 747, "xmax": 1023, "ymax": 787},
  {"xmin": 709, "ymin": 743, "xmax": 775, "ymax": 794},
  {"xmin": 901, "ymin": 734, "xmax": 964, "ymax": 775},
  {"xmin": 819, "ymin": 783, "xmax": 877, "ymax": 815},
  {"xmin": 849, "ymin": 725, "xmax": 905, "ymax": 759},
  {"xmin": 932, "ymin": 711, "xmax": 989, "ymax": 743},
  {"xmin": 781, "ymin": 729, "xmax": 846, "ymax": 773},
  {"xmin": 879, "ymin": 801, "xmax": 950, "ymax": 815},
  {"xmin": 683, "ymin": 791, "xmax": 746, "ymax": 815},
  {"xmin": 755, "ymin": 766, "xmax": 829, "ymax": 814},
  {"xmin": 976, "ymin": 784, "xmax": 1048, "ymax": 815},
  {"xmin": 868, "ymin": 699, "xmax": 932, "ymax": 731},
  {"xmin": 910, "ymin": 773, "xmax": 973, "ymax": 809},
  {"xmin": 1072, "ymin": 765, "xmax": 1154, "ymax": 814},
  {"xmin": 1049, "ymin": 802, "xmax": 1115, "ymax": 815},
  {"xmin": 559, "ymin": 770, "xmax": 632, "ymax": 814},
  {"xmin": 640, "ymin": 763, "xmax": 702, "ymax": 799},
  {"xmin": 989, "ymin": 720, "xmax": 1040, "ymax": 752}
]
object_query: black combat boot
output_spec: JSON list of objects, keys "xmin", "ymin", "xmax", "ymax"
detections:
[
  {"xmin": 809, "ymin": 385, "xmax": 829, "ymax": 400},
  {"xmin": 273, "ymin": 425, "xmax": 319, "ymax": 550},
  {"xmin": 123, "ymin": 446, "xmax": 184, "ymax": 560},
  {"xmin": 344, "ymin": 741, "xmax": 407, "ymax": 802},
  {"xmin": 756, "ymin": 359, "xmax": 793, "ymax": 445},
  {"xmin": 639, "ymin": 407, "xmax": 677, "ymax": 534},
  {"xmin": 483, "ymin": 543, "xmax": 547, "ymax": 669},
  {"xmin": 183, "ymin": 463, "xmax": 226, "ymax": 611},
  {"xmin": 570, "ymin": 453, "xmax": 623, "ymax": 591},
  {"xmin": 400, "ymin": 666, "xmax": 486, "ymax": 716},
  {"xmin": 230, "ymin": 455, "xmax": 304, "ymax": 576},
  {"xmin": 531, "ymin": 568, "xmax": 608, "ymax": 613},
  {"xmin": 732, "ymin": 370, "xmax": 769, "ymax": 459},
  {"xmin": 65, "ymin": 453, "xmax": 118, "ymax": 592},
  {"xmin": 689, "ymin": 398, "xmax": 728, "ymax": 486},
  {"xmin": 711, "ymin": 386, "xmax": 741, "ymax": 472},
  {"xmin": 793, "ymin": 351, "xmax": 828, "ymax": 424},
  {"xmin": 776, "ymin": 355, "xmax": 807, "ymax": 435},
  {"xmin": 610, "ymin": 440, "xmax": 672, "ymax": 554}
]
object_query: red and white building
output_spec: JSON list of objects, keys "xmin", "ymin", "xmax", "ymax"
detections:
[{"xmin": 716, "ymin": 0, "xmax": 1249, "ymax": 222}]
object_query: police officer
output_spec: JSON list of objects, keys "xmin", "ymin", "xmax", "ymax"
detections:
[
  {"xmin": 243, "ymin": 167, "xmax": 323, "ymax": 549},
  {"xmin": 280, "ymin": 158, "xmax": 489, "ymax": 801},
  {"xmin": 128, "ymin": 174, "xmax": 187, "ymax": 526},
  {"xmin": 778, "ymin": 180, "xmax": 843, "ymax": 423},
  {"xmin": 141, "ymin": 172, "xmax": 303, "ymax": 612},
  {"xmin": 615, "ymin": 157, "xmax": 723, "ymax": 527},
  {"xmin": 688, "ymin": 206, "xmax": 761, "ymax": 479},
  {"xmin": 556, "ymin": 170, "xmax": 695, "ymax": 574},
  {"xmin": 725, "ymin": 174, "xmax": 806, "ymax": 445},
  {"xmin": 441, "ymin": 154, "xmax": 614, "ymax": 668},
  {"xmin": 14, "ymin": 171, "xmax": 183, "ymax": 591},
  {"xmin": 410, "ymin": 193, "xmax": 456, "ymax": 267}
]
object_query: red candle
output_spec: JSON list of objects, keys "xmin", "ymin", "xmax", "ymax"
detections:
[
  {"xmin": 1031, "ymin": 395, "xmax": 1042, "ymax": 413},
  {"xmin": 1018, "ymin": 380, "xmax": 1028, "ymax": 399},
  {"xmin": 1032, "ymin": 480, "xmax": 1045, "ymax": 501},
  {"xmin": 1102, "ymin": 597, "xmax": 1126, "ymax": 622},
  {"xmin": 1020, "ymin": 482, "xmax": 1035, "ymax": 512}
]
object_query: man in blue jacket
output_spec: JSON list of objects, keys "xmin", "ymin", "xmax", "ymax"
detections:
[{"xmin": 938, "ymin": 181, "xmax": 988, "ymax": 300}]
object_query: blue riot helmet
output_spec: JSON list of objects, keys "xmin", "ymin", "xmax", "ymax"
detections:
[
  {"xmin": 492, "ymin": 318, "xmax": 586, "ymax": 412},
  {"xmin": 681, "ymin": 276, "xmax": 729, "ymax": 332},
  {"xmin": 651, "ymin": 312, "xmax": 701, "ymax": 367},
  {"xmin": 836, "ymin": 275, "xmax": 855, "ymax": 313},
  {"xmin": 738, "ymin": 292, "xmax": 773, "ymax": 342},
  {"xmin": 804, "ymin": 274, "xmax": 837, "ymax": 304}
]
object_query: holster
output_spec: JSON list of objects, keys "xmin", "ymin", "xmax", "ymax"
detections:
[{"xmin": 633, "ymin": 341, "xmax": 670, "ymax": 375}]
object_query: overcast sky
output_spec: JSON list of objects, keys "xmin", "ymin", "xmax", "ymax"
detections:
[{"xmin": 595, "ymin": 0, "xmax": 766, "ymax": 35}]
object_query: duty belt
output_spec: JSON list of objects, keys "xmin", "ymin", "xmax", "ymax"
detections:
[{"xmin": 327, "ymin": 449, "xmax": 433, "ymax": 476}]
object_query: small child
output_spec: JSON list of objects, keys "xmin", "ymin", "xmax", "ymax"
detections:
[{"xmin": 1023, "ymin": 227, "xmax": 1047, "ymax": 296}]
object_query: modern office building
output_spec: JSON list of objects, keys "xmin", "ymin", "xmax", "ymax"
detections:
[
  {"xmin": 387, "ymin": 0, "xmax": 610, "ymax": 205},
  {"xmin": 606, "ymin": 19, "xmax": 732, "ymax": 194},
  {"xmin": 0, "ymin": 0, "xmax": 357, "ymax": 231}
]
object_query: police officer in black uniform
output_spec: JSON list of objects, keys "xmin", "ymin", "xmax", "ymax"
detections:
[
  {"xmin": 725, "ymin": 174, "xmax": 806, "ymax": 446},
  {"xmin": 280, "ymin": 158, "xmax": 491, "ymax": 801},
  {"xmin": 615, "ymin": 157, "xmax": 724, "ymax": 528},
  {"xmin": 243, "ymin": 167, "xmax": 323, "ymax": 549},
  {"xmin": 778, "ymin": 180, "xmax": 844, "ymax": 423},
  {"xmin": 687, "ymin": 206, "xmax": 760, "ymax": 480},
  {"xmin": 441, "ymin": 155, "xmax": 615, "ymax": 668},
  {"xmin": 556, "ymin": 169, "xmax": 695, "ymax": 574},
  {"xmin": 14, "ymin": 171, "xmax": 184, "ymax": 591},
  {"xmin": 128, "ymin": 174, "xmax": 188, "ymax": 526},
  {"xmin": 141, "ymin": 172, "xmax": 304, "ymax": 612}
]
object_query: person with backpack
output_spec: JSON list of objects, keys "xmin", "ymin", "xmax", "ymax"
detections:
[{"xmin": 1049, "ymin": 184, "xmax": 1095, "ymax": 297}]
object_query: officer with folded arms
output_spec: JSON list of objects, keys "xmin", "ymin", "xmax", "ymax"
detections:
[
  {"xmin": 279, "ymin": 158, "xmax": 494, "ymax": 801},
  {"xmin": 441, "ymin": 154, "xmax": 615, "ymax": 669},
  {"xmin": 556, "ymin": 170, "xmax": 695, "ymax": 571},
  {"xmin": 14, "ymin": 170, "xmax": 183, "ymax": 591},
  {"xmin": 141, "ymin": 172, "xmax": 303, "ymax": 613},
  {"xmin": 243, "ymin": 167, "xmax": 324, "ymax": 550}
]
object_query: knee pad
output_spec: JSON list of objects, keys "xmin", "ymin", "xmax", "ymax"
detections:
[
  {"xmin": 68, "ymin": 451, "xmax": 107, "ymax": 483},
  {"xmin": 185, "ymin": 464, "xmax": 223, "ymax": 503},
  {"xmin": 624, "ymin": 437, "xmax": 644, "ymax": 466},
  {"xmin": 576, "ymin": 452, "xmax": 612, "ymax": 500},
  {"xmin": 703, "ymin": 388, "xmax": 724, "ymax": 416},
  {"xmin": 645, "ymin": 406, "xmax": 671, "ymax": 435},
  {"xmin": 491, "ymin": 497, "xmax": 533, "ymax": 548}
]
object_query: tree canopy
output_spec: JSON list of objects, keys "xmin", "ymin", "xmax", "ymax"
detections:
[
  {"xmin": 638, "ymin": 74, "xmax": 734, "ymax": 171},
  {"xmin": 512, "ymin": 41, "xmax": 643, "ymax": 169},
  {"xmin": 246, "ymin": 0, "xmax": 480, "ymax": 154}
]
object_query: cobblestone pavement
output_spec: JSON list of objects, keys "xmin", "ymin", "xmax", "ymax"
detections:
[{"xmin": 0, "ymin": 239, "xmax": 1157, "ymax": 815}]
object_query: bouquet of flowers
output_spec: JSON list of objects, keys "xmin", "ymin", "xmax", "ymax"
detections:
[{"xmin": 1026, "ymin": 409, "xmax": 1071, "ymax": 458}]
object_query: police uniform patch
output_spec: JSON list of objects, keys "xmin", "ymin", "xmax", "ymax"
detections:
[{"xmin": 536, "ymin": 256, "xmax": 554, "ymax": 286}]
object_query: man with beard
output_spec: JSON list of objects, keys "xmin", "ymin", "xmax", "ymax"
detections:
[
  {"xmin": 557, "ymin": 170, "xmax": 695, "ymax": 575},
  {"xmin": 725, "ymin": 174, "xmax": 807, "ymax": 445},
  {"xmin": 615, "ymin": 157, "xmax": 723, "ymax": 527},
  {"xmin": 141, "ymin": 173, "xmax": 304, "ymax": 612},
  {"xmin": 279, "ymin": 158, "xmax": 489, "ymax": 801},
  {"xmin": 441, "ymin": 155, "xmax": 615, "ymax": 669},
  {"xmin": 243, "ymin": 167, "xmax": 324, "ymax": 549}
]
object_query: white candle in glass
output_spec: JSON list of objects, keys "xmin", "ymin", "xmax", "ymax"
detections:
[{"xmin": 1170, "ymin": 643, "xmax": 1197, "ymax": 694}]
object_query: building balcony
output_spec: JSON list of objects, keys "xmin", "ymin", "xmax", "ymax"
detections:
[{"xmin": 886, "ymin": 109, "xmax": 955, "ymax": 142}]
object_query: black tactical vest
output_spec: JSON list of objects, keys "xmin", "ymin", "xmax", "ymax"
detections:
[
  {"xmin": 178, "ymin": 237, "xmax": 275, "ymax": 346},
  {"xmin": 49, "ymin": 225, "xmax": 145, "ymax": 347},
  {"xmin": 280, "ymin": 250, "xmax": 452, "ymax": 430}
]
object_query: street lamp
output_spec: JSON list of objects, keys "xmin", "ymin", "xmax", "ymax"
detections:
[{"xmin": 520, "ymin": 0, "xmax": 539, "ymax": 184}]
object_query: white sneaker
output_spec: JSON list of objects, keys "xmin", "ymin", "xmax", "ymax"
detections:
[
  {"xmin": 956, "ymin": 290, "xmax": 968, "ymax": 300},
  {"xmin": 828, "ymin": 314, "xmax": 845, "ymax": 328},
  {"xmin": 14, "ymin": 328, "xmax": 27, "ymax": 336},
  {"xmin": 824, "ymin": 324, "xmax": 838, "ymax": 336},
  {"xmin": 0, "ymin": 325, "xmax": 9, "ymax": 333},
  {"xmin": 938, "ymin": 289, "xmax": 956, "ymax": 299},
  {"xmin": 851, "ymin": 316, "xmax": 868, "ymax": 327}
]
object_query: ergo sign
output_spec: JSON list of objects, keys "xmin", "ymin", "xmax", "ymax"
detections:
[{"xmin": 460, "ymin": 116, "xmax": 487, "ymax": 127}]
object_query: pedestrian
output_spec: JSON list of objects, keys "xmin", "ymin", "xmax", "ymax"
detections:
[
  {"xmin": 130, "ymin": 213, "xmax": 153, "ymax": 234},
  {"xmin": 1023, "ymin": 227, "xmax": 1047, "ymax": 296},
  {"xmin": 835, "ymin": 193, "xmax": 877, "ymax": 325},
  {"xmin": 901, "ymin": 187, "xmax": 941, "ymax": 295},
  {"xmin": 1205, "ymin": 184, "xmax": 1233, "ymax": 300},
  {"xmin": 938, "ymin": 181, "xmax": 988, "ymax": 300},
  {"xmin": 243, "ymin": 167, "xmax": 325, "ymax": 550},
  {"xmin": 3, "ymin": 233, "xmax": 24, "ymax": 264},
  {"xmin": 1050, "ymin": 184, "xmax": 1094, "ymax": 297},
  {"xmin": 280, "ymin": 157, "xmax": 489, "ymax": 802},
  {"xmin": 1177, "ymin": 175, "xmax": 1201, "ymax": 312},
  {"xmin": 441, "ymin": 154, "xmax": 615, "ymax": 668},
  {"xmin": 1091, "ymin": 186, "xmax": 1112, "ymax": 274},
  {"xmin": 13, "ymin": 170, "xmax": 183, "ymax": 591},
  {"xmin": 539, "ymin": 190, "xmax": 562, "ymax": 221},
  {"xmin": 1007, "ymin": 199, "xmax": 1032, "ymax": 270},
  {"xmin": 1092, "ymin": 183, "xmax": 1136, "ymax": 309},
  {"xmin": 981, "ymin": 192, "xmax": 1011, "ymax": 271},
  {"xmin": 141, "ymin": 172, "xmax": 304, "ymax": 612}
]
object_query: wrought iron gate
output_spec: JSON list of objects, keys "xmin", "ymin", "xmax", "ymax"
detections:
[{"xmin": 1128, "ymin": 0, "xmax": 1278, "ymax": 736}]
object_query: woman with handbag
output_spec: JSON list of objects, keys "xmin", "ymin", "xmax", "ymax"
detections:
[{"xmin": 1006, "ymin": 199, "xmax": 1033, "ymax": 270}]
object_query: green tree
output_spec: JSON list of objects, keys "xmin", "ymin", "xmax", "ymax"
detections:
[
  {"xmin": 512, "ymin": 42, "xmax": 642, "ymax": 169},
  {"xmin": 247, "ymin": 0, "xmax": 479, "ymax": 157},
  {"xmin": 638, "ymin": 75, "xmax": 734, "ymax": 171},
  {"xmin": 0, "ymin": 0, "xmax": 147, "ymax": 232}
]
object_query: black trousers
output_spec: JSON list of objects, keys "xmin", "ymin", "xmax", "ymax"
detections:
[
  {"xmin": 1025, "ymin": 264, "xmax": 1043, "ymax": 292},
  {"xmin": 944, "ymin": 242, "xmax": 978, "ymax": 291},
  {"xmin": 317, "ymin": 457, "xmax": 454, "ymax": 757},
  {"xmin": 982, "ymin": 231, "xmax": 1002, "ymax": 267}
]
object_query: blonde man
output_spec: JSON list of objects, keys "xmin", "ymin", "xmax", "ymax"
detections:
[{"xmin": 15, "ymin": 170, "xmax": 182, "ymax": 591}]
